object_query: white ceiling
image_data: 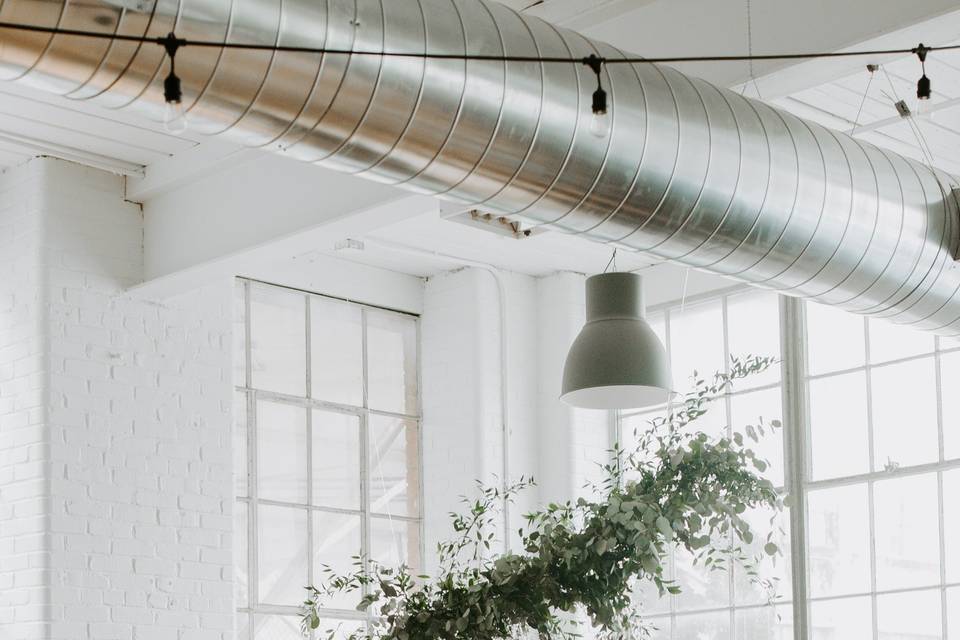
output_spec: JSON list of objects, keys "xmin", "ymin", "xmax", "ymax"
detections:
[{"xmin": 3, "ymin": 0, "xmax": 960, "ymax": 284}]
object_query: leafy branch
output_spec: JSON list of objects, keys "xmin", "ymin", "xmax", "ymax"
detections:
[{"xmin": 302, "ymin": 355, "xmax": 783, "ymax": 639}]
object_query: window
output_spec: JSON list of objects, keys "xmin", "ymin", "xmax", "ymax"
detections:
[
  {"xmin": 621, "ymin": 290, "xmax": 792, "ymax": 639},
  {"xmin": 234, "ymin": 280, "xmax": 422, "ymax": 639},
  {"xmin": 621, "ymin": 288, "xmax": 960, "ymax": 639}
]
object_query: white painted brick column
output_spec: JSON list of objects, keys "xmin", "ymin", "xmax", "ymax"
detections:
[{"xmin": 0, "ymin": 158, "xmax": 235, "ymax": 640}]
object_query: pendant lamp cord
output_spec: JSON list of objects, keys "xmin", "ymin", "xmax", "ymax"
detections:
[{"xmin": 603, "ymin": 247, "xmax": 618, "ymax": 273}]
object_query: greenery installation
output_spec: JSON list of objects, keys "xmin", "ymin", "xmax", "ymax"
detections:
[{"xmin": 302, "ymin": 356, "xmax": 785, "ymax": 639}]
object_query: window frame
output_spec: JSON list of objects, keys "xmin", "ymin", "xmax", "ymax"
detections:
[
  {"xmin": 235, "ymin": 278, "xmax": 425, "ymax": 637},
  {"xmin": 618, "ymin": 285, "xmax": 960, "ymax": 640}
]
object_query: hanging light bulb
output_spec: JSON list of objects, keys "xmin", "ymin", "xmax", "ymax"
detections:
[
  {"xmin": 584, "ymin": 54, "xmax": 610, "ymax": 138},
  {"xmin": 160, "ymin": 32, "xmax": 188, "ymax": 134}
]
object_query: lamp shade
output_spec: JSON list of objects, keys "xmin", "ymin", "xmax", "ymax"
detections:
[{"xmin": 561, "ymin": 273, "xmax": 672, "ymax": 409}]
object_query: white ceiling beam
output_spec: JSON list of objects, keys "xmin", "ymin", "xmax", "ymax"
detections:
[
  {"xmin": 0, "ymin": 130, "xmax": 144, "ymax": 176},
  {"xmin": 124, "ymin": 140, "xmax": 262, "ymax": 202}
]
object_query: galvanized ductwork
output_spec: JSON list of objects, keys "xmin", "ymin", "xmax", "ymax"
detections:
[{"xmin": 2, "ymin": 0, "xmax": 960, "ymax": 331}]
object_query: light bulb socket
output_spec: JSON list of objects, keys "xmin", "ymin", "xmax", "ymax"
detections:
[
  {"xmin": 592, "ymin": 87, "xmax": 607, "ymax": 115},
  {"xmin": 164, "ymin": 72, "xmax": 182, "ymax": 104},
  {"xmin": 917, "ymin": 74, "xmax": 931, "ymax": 100}
]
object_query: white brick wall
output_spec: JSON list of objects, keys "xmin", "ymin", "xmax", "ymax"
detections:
[{"xmin": 0, "ymin": 158, "xmax": 235, "ymax": 640}]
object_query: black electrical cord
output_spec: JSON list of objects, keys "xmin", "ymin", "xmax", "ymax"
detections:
[{"xmin": 0, "ymin": 19, "xmax": 955, "ymax": 66}]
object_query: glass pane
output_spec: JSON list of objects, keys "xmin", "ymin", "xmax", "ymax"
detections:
[
  {"xmin": 644, "ymin": 617, "xmax": 670, "ymax": 640},
  {"xmin": 257, "ymin": 401, "xmax": 308, "ymax": 504},
  {"xmin": 806, "ymin": 302, "xmax": 865, "ymax": 375},
  {"xmin": 235, "ymin": 502, "xmax": 248, "ymax": 608},
  {"xmin": 871, "ymin": 358, "xmax": 938, "ymax": 469},
  {"xmin": 370, "ymin": 516, "xmax": 421, "ymax": 570},
  {"xmin": 313, "ymin": 511, "xmax": 362, "ymax": 610},
  {"xmin": 673, "ymin": 544, "xmax": 730, "ymax": 612},
  {"xmin": 729, "ymin": 387, "xmax": 785, "ymax": 486},
  {"xmin": 874, "ymin": 473, "xmax": 940, "ymax": 590},
  {"xmin": 252, "ymin": 615, "xmax": 303, "ymax": 640},
  {"xmin": 810, "ymin": 596, "xmax": 872, "ymax": 640},
  {"xmin": 684, "ymin": 395, "xmax": 728, "ymax": 442},
  {"xmin": 939, "ymin": 350, "xmax": 960, "ymax": 460},
  {"xmin": 727, "ymin": 290, "xmax": 782, "ymax": 389},
  {"xmin": 258, "ymin": 505, "xmax": 307, "ymax": 606},
  {"xmin": 312, "ymin": 619, "xmax": 366, "ymax": 640},
  {"xmin": 876, "ymin": 589, "xmax": 942, "ymax": 640},
  {"xmin": 237, "ymin": 612, "xmax": 250, "ymax": 640},
  {"xmin": 674, "ymin": 609, "xmax": 730, "ymax": 640},
  {"xmin": 735, "ymin": 604, "xmax": 793, "ymax": 640},
  {"xmin": 807, "ymin": 484, "xmax": 871, "ymax": 597},
  {"xmin": 943, "ymin": 469, "xmax": 960, "ymax": 583},
  {"xmin": 733, "ymin": 505, "xmax": 791, "ymax": 605},
  {"xmin": 808, "ymin": 372, "xmax": 869, "ymax": 480},
  {"xmin": 868, "ymin": 317, "xmax": 935, "ymax": 364},
  {"xmin": 235, "ymin": 391, "xmax": 248, "ymax": 497},
  {"xmin": 249, "ymin": 284, "xmax": 306, "ymax": 396},
  {"xmin": 311, "ymin": 296, "xmax": 363, "ymax": 406},
  {"xmin": 312, "ymin": 410, "xmax": 361, "ymax": 510},
  {"xmin": 948, "ymin": 587, "xmax": 960, "ymax": 639},
  {"xmin": 367, "ymin": 310, "xmax": 418, "ymax": 415},
  {"xmin": 369, "ymin": 415, "xmax": 420, "ymax": 518},
  {"xmin": 669, "ymin": 300, "xmax": 725, "ymax": 394}
]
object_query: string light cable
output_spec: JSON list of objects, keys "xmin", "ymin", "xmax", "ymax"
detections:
[{"xmin": 0, "ymin": 19, "xmax": 950, "ymax": 131}]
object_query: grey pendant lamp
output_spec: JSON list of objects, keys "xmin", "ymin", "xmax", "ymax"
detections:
[{"xmin": 561, "ymin": 272, "xmax": 673, "ymax": 409}]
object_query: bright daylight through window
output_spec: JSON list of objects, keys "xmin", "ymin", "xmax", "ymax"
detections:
[
  {"xmin": 620, "ymin": 289, "xmax": 960, "ymax": 639},
  {"xmin": 233, "ymin": 280, "xmax": 422, "ymax": 639}
]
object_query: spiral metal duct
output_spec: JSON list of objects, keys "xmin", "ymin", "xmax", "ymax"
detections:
[{"xmin": 2, "ymin": 0, "xmax": 960, "ymax": 331}]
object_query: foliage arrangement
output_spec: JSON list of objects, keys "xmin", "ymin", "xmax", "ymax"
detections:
[{"xmin": 302, "ymin": 355, "xmax": 784, "ymax": 639}]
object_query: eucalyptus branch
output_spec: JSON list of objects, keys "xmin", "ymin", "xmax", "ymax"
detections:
[{"xmin": 302, "ymin": 355, "xmax": 784, "ymax": 640}]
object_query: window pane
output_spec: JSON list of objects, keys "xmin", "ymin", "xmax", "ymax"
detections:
[
  {"xmin": 808, "ymin": 372, "xmax": 869, "ymax": 480},
  {"xmin": 644, "ymin": 617, "xmax": 670, "ymax": 640},
  {"xmin": 871, "ymin": 358, "xmax": 938, "ymax": 469},
  {"xmin": 807, "ymin": 484, "xmax": 871, "ymax": 597},
  {"xmin": 868, "ymin": 317, "xmax": 935, "ymax": 364},
  {"xmin": 729, "ymin": 387, "xmax": 785, "ymax": 486},
  {"xmin": 669, "ymin": 300, "xmax": 725, "ymax": 393},
  {"xmin": 370, "ymin": 516, "xmax": 421, "ymax": 570},
  {"xmin": 874, "ymin": 473, "xmax": 940, "ymax": 590},
  {"xmin": 684, "ymin": 395, "xmax": 727, "ymax": 441},
  {"xmin": 312, "ymin": 619, "xmax": 366, "ymax": 640},
  {"xmin": 252, "ymin": 615, "xmax": 304, "ymax": 640},
  {"xmin": 876, "ymin": 589, "xmax": 942, "ymax": 640},
  {"xmin": 727, "ymin": 291, "xmax": 781, "ymax": 389},
  {"xmin": 673, "ymin": 544, "xmax": 730, "ymax": 612},
  {"xmin": 367, "ymin": 310, "xmax": 418, "ymax": 414},
  {"xmin": 632, "ymin": 553, "xmax": 672, "ymax": 615},
  {"xmin": 257, "ymin": 401, "xmax": 308, "ymax": 504},
  {"xmin": 313, "ymin": 511, "xmax": 362, "ymax": 610},
  {"xmin": 235, "ymin": 502, "xmax": 248, "ymax": 609},
  {"xmin": 312, "ymin": 410, "xmax": 361, "ymax": 510},
  {"xmin": 235, "ymin": 392, "xmax": 248, "ymax": 497},
  {"xmin": 258, "ymin": 505, "xmax": 307, "ymax": 606},
  {"xmin": 311, "ymin": 296, "xmax": 363, "ymax": 406},
  {"xmin": 948, "ymin": 587, "xmax": 960, "ymax": 638},
  {"xmin": 806, "ymin": 302, "xmax": 865, "ymax": 375},
  {"xmin": 369, "ymin": 415, "xmax": 420, "ymax": 518},
  {"xmin": 735, "ymin": 604, "xmax": 793, "ymax": 640},
  {"xmin": 733, "ymin": 505, "xmax": 791, "ymax": 605},
  {"xmin": 944, "ymin": 469, "xmax": 960, "ymax": 583},
  {"xmin": 810, "ymin": 596, "xmax": 872, "ymax": 640},
  {"xmin": 674, "ymin": 609, "xmax": 730, "ymax": 639},
  {"xmin": 249, "ymin": 285, "xmax": 306, "ymax": 396},
  {"xmin": 939, "ymin": 350, "xmax": 960, "ymax": 460},
  {"xmin": 237, "ymin": 612, "xmax": 250, "ymax": 640}
]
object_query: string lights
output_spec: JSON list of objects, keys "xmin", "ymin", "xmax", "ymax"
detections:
[{"xmin": 0, "ymin": 19, "xmax": 950, "ymax": 131}]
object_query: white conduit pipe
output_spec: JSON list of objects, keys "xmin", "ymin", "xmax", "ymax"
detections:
[{"xmin": 361, "ymin": 236, "xmax": 513, "ymax": 552}]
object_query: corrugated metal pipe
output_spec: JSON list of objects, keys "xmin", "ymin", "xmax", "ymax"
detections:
[{"xmin": 3, "ymin": 0, "xmax": 960, "ymax": 332}]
